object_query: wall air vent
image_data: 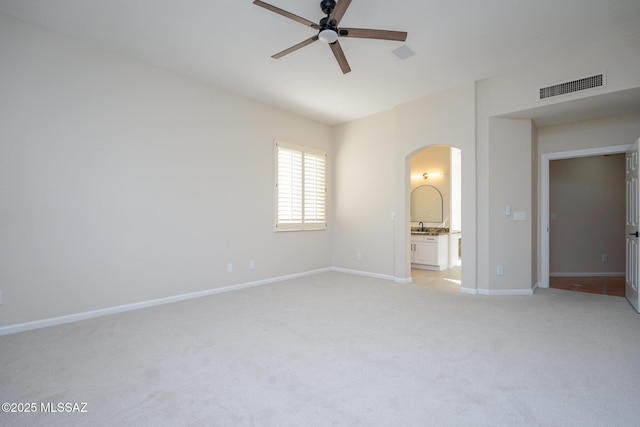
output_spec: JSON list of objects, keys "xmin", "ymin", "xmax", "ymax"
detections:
[{"xmin": 539, "ymin": 74, "xmax": 604, "ymax": 99}]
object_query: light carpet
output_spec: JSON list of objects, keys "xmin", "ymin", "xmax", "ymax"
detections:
[{"xmin": 1, "ymin": 269, "xmax": 640, "ymax": 426}]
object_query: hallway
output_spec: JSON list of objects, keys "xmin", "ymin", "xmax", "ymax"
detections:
[{"xmin": 549, "ymin": 276, "xmax": 625, "ymax": 297}]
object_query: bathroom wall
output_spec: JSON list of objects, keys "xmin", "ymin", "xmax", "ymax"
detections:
[{"xmin": 410, "ymin": 146, "xmax": 452, "ymax": 228}]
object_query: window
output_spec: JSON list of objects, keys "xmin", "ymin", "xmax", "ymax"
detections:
[{"xmin": 275, "ymin": 141, "xmax": 326, "ymax": 231}]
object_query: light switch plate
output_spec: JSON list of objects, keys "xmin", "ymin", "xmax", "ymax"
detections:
[{"xmin": 514, "ymin": 211, "xmax": 527, "ymax": 221}]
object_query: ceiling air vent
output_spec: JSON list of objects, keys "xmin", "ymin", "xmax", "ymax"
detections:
[{"xmin": 539, "ymin": 74, "xmax": 604, "ymax": 99}]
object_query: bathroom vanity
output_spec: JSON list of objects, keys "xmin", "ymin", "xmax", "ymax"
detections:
[{"xmin": 410, "ymin": 233, "xmax": 448, "ymax": 270}]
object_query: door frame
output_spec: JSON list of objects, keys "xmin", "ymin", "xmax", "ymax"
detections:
[
  {"xmin": 405, "ymin": 145, "xmax": 464, "ymax": 283},
  {"xmin": 625, "ymin": 139, "xmax": 640, "ymax": 311},
  {"xmin": 540, "ymin": 144, "xmax": 631, "ymax": 288}
]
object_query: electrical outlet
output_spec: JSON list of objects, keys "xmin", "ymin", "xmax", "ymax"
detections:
[
  {"xmin": 356, "ymin": 252, "xmax": 362, "ymax": 261},
  {"xmin": 227, "ymin": 263, "xmax": 233, "ymax": 273},
  {"xmin": 249, "ymin": 260, "xmax": 256, "ymax": 270},
  {"xmin": 497, "ymin": 265, "xmax": 504, "ymax": 276},
  {"xmin": 601, "ymin": 254, "xmax": 608, "ymax": 263},
  {"xmin": 0, "ymin": 290, "xmax": 2, "ymax": 305}
]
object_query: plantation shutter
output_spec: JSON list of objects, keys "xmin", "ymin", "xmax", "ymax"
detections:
[
  {"xmin": 303, "ymin": 149, "xmax": 326, "ymax": 226},
  {"xmin": 276, "ymin": 142, "xmax": 326, "ymax": 231}
]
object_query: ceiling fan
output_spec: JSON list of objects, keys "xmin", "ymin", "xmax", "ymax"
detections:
[{"xmin": 253, "ymin": 0, "xmax": 408, "ymax": 74}]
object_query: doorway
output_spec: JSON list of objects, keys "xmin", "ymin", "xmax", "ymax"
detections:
[
  {"xmin": 540, "ymin": 144, "xmax": 631, "ymax": 288},
  {"xmin": 409, "ymin": 145, "xmax": 462, "ymax": 281},
  {"xmin": 547, "ymin": 153, "xmax": 625, "ymax": 296}
]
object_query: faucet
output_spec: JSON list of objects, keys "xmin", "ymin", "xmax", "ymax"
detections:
[{"xmin": 419, "ymin": 222, "xmax": 424, "ymax": 232}]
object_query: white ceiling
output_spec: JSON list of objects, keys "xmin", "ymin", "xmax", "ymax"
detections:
[{"xmin": 1, "ymin": 0, "xmax": 640, "ymax": 126}]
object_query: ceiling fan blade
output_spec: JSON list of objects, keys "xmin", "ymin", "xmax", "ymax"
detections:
[
  {"xmin": 329, "ymin": 41, "xmax": 351, "ymax": 74},
  {"xmin": 272, "ymin": 35, "xmax": 319, "ymax": 59},
  {"xmin": 253, "ymin": 0, "xmax": 320, "ymax": 29},
  {"xmin": 329, "ymin": 0, "xmax": 352, "ymax": 25},
  {"xmin": 339, "ymin": 28, "xmax": 408, "ymax": 42}
]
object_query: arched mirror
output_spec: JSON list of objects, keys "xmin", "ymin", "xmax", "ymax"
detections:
[{"xmin": 411, "ymin": 185, "xmax": 443, "ymax": 222}]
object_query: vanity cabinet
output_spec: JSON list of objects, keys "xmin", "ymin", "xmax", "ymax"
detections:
[{"xmin": 411, "ymin": 234, "xmax": 448, "ymax": 270}]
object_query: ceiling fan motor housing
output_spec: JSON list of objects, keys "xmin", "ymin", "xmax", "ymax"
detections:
[{"xmin": 320, "ymin": 0, "xmax": 336, "ymax": 15}]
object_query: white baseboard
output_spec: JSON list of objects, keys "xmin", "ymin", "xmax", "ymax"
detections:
[
  {"xmin": 460, "ymin": 287, "xmax": 535, "ymax": 296},
  {"xmin": 331, "ymin": 267, "xmax": 395, "ymax": 282},
  {"xmin": 453, "ymin": 281, "xmax": 538, "ymax": 296},
  {"xmin": 0, "ymin": 266, "xmax": 542, "ymax": 336},
  {"xmin": 477, "ymin": 288, "xmax": 535, "ymax": 296},
  {"xmin": 330, "ymin": 267, "xmax": 413, "ymax": 284},
  {"xmin": 0, "ymin": 268, "xmax": 332, "ymax": 337},
  {"xmin": 550, "ymin": 272, "xmax": 624, "ymax": 277},
  {"xmin": 460, "ymin": 287, "xmax": 478, "ymax": 295}
]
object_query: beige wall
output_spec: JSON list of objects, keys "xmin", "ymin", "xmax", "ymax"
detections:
[
  {"xmin": 488, "ymin": 118, "xmax": 534, "ymax": 291},
  {"xmin": 549, "ymin": 155, "xmax": 625, "ymax": 274},
  {"xmin": 333, "ymin": 83, "xmax": 477, "ymax": 286},
  {"xmin": 538, "ymin": 112, "xmax": 640, "ymax": 155},
  {"xmin": 396, "ymin": 84, "xmax": 477, "ymax": 286},
  {"xmin": 0, "ymin": 15, "xmax": 333, "ymax": 327},
  {"xmin": 476, "ymin": 34, "xmax": 640, "ymax": 119},
  {"xmin": 333, "ymin": 84, "xmax": 477, "ymax": 285},
  {"xmin": 476, "ymin": 33, "xmax": 640, "ymax": 293},
  {"xmin": 3, "ymin": 13, "xmax": 640, "ymax": 329},
  {"xmin": 332, "ymin": 110, "xmax": 397, "ymax": 277}
]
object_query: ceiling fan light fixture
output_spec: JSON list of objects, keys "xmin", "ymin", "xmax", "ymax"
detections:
[
  {"xmin": 254, "ymin": 0, "xmax": 408, "ymax": 73},
  {"xmin": 319, "ymin": 28, "xmax": 339, "ymax": 43}
]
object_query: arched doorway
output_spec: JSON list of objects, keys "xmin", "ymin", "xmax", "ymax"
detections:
[{"xmin": 408, "ymin": 145, "xmax": 462, "ymax": 283}]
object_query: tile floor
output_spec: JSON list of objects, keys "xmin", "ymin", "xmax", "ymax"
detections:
[{"xmin": 549, "ymin": 276, "xmax": 626, "ymax": 297}]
